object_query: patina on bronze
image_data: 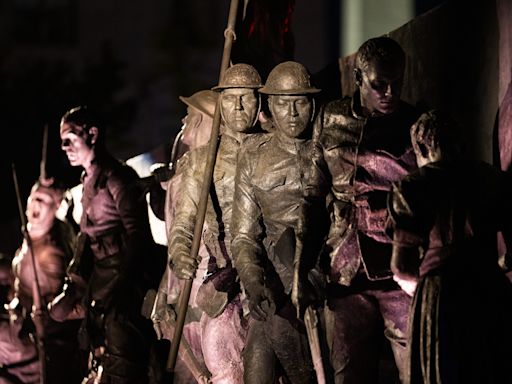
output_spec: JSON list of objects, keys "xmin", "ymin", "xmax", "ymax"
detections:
[
  {"xmin": 259, "ymin": 61, "xmax": 321, "ymax": 95},
  {"xmin": 306, "ymin": 36, "xmax": 421, "ymax": 383},
  {"xmin": 231, "ymin": 61, "xmax": 325, "ymax": 384},
  {"xmin": 12, "ymin": 165, "xmax": 47, "ymax": 384},
  {"xmin": 165, "ymin": 0, "xmax": 241, "ymax": 376},
  {"xmin": 167, "ymin": 62, "xmax": 262, "ymax": 383},
  {"xmin": 388, "ymin": 110, "xmax": 512, "ymax": 383}
]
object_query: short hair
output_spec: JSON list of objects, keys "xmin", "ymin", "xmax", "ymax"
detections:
[
  {"xmin": 411, "ymin": 109, "xmax": 463, "ymax": 161},
  {"xmin": 355, "ymin": 37, "xmax": 405, "ymax": 71},
  {"xmin": 61, "ymin": 106, "xmax": 105, "ymax": 144}
]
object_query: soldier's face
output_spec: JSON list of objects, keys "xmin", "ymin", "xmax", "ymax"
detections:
[
  {"xmin": 60, "ymin": 122, "xmax": 94, "ymax": 167},
  {"xmin": 181, "ymin": 107, "xmax": 211, "ymax": 150},
  {"xmin": 220, "ymin": 88, "xmax": 258, "ymax": 133},
  {"xmin": 358, "ymin": 59, "xmax": 404, "ymax": 116},
  {"xmin": 269, "ymin": 95, "xmax": 312, "ymax": 139},
  {"xmin": 26, "ymin": 188, "xmax": 57, "ymax": 235}
]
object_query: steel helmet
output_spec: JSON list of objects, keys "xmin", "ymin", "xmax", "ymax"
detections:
[
  {"xmin": 259, "ymin": 61, "xmax": 321, "ymax": 95},
  {"xmin": 179, "ymin": 90, "xmax": 218, "ymax": 118},
  {"xmin": 212, "ymin": 63, "xmax": 263, "ymax": 91}
]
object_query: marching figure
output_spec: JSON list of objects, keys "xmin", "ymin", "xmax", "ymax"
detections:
[
  {"xmin": 58, "ymin": 106, "xmax": 156, "ymax": 384},
  {"xmin": 306, "ymin": 37, "xmax": 422, "ymax": 383},
  {"xmin": 231, "ymin": 61, "xmax": 326, "ymax": 384},
  {"xmin": 168, "ymin": 64, "xmax": 264, "ymax": 383}
]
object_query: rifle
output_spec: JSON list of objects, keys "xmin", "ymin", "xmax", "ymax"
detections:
[
  {"xmin": 291, "ymin": 217, "xmax": 327, "ymax": 384},
  {"xmin": 12, "ymin": 164, "xmax": 47, "ymax": 384},
  {"xmin": 40, "ymin": 124, "xmax": 48, "ymax": 181},
  {"xmin": 141, "ymin": 289, "xmax": 211, "ymax": 383},
  {"xmin": 166, "ymin": 0, "xmax": 241, "ymax": 379}
]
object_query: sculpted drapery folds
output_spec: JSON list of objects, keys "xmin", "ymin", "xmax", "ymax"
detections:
[{"xmin": 306, "ymin": 96, "xmax": 420, "ymax": 285}]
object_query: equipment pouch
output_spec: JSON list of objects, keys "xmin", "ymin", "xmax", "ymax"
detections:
[{"xmin": 67, "ymin": 232, "xmax": 94, "ymax": 281}]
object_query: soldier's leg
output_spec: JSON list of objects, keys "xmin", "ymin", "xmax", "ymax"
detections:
[
  {"xmin": 242, "ymin": 319, "xmax": 277, "ymax": 384},
  {"xmin": 264, "ymin": 302, "xmax": 315, "ymax": 384},
  {"xmin": 100, "ymin": 309, "xmax": 153, "ymax": 384},
  {"xmin": 325, "ymin": 290, "xmax": 381, "ymax": 384},
  {"xmin": 375, "ymin": 287, "xmax": 411, "ymax": 383},
  {"xmin": 201, "ymin": 298, "xmax": 248, "ymax": 384}
]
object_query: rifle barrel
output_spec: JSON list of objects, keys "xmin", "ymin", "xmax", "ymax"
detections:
[{"xmin": 166, "ymin": 0, "xmax": 241, "ymax": 377}]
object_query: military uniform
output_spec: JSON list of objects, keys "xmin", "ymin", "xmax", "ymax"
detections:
[
  {"xmin": 306, "ymin": 92, "xmax": 421, "ymax": 382},
  {"xmin": 231, "ymin": 132, "xmax": 317, "ymax": 384},
  {"xmin": 13, "ymin": 218, "xmax": 83, "ymax": 384},
  {"xmin": 78, "ymin": 152, "xmax": 155, "ymax": 383}
]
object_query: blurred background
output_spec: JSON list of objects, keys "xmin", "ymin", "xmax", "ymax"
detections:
[{"xmin": 1, "ymin": 0, "xmax": 510, "ymax": 255}]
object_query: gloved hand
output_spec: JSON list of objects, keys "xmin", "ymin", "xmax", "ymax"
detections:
[
  {"xmin": 171, "ymin": 252, "xmax": 200, "ymax": 280},
  {"xmin": 393, "ymin": 274, "xmax": 418, "ymax": 297},
  {"xmin": 245, "ymin": 282, "xmax": 275, "ymax": 321},
  {"xmin": 48, "ymin": 278, "xmax": 86, "ymax": 322},
  {"xmin": 292, "ymin": 277, "xmax": 322, "ymax": 319},
  {"xmin": 150, "ymin": 289, "xmax": 176, "ymax": 340},
  {"xmin": 5, "ymin": 296, "xmax": 23, "ymax": 324}
]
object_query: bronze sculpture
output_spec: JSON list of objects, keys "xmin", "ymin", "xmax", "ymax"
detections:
[
  {"xmin": 168, "ymin": 63, "xmax": 263, "ymax": 383},
  {"xmin": 150, "ymin": 89, "xmax": 218, "ymax": 383},
  {"xmin": 231, "ymin": 61, "xmax": 323, "ymax": 384},
  {"xmin": 305, "ymin": 37, "xmax": 422, "ymax": 383},
  {"xmin": 388, "ymin": 110, "xmax": 512, "ymax": 384},
  {"xmin": 58, "ymin": 106, "xmax": 156, "ymax": 384},
  {"xmin": 8, "ymin": 179, "xmax": 82, "ymax": 383}
]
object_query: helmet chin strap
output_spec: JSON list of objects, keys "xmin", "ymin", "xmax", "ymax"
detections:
[{"xmin": 251, "ymin": 94, "xmax": 262, "ymax": 127}]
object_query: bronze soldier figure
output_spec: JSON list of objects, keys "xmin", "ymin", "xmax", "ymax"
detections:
[
  {"xmin": 16, "ymin": 179, "xmax": 83, "ymax": 383},
  {"xmin": 151, "ymin": 89, "xmax": 218, "ymax": 384},
  {"xmin": 58, "ymin": 106, "xmax": 156, "ymax": 384},
  {"xmin": 168, "ymin": 64, "xmax": 263, "ymax": 383},
  {"xmin": 6, "ymin": 179, "xmax": 82, "ymax": 383},
  {"xmin": 306, "ymin": 37, "xmax": 422, "ymax": 383},
  {"xmin": 0, "ymin": 252, "xmax": 42, "ymax": 383},
  {"xmin": 231, "ymin": 61, "xmax": 325, "ymax": 384},
  {"xmin": 388, "ymin": 110, "xmax": 512, "ymax": 384}
]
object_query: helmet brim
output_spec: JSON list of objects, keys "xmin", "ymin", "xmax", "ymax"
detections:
[
  {"xmin": 211, "ymin": 84, "xmax": 262, "ymax": 91},
  {"xmin": 258, "ymin": 87, "xmax": 321, "ymax": 95},
  {"xmin": 179, "ymin": 95, "xmax": 216, "ymax": 118}
]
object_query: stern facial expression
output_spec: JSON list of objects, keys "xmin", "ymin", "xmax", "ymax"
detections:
[
  {"xmin": 220, "ymin": 88, "xmax": 258, "ymax": 134},
  {"xmin": 60, "ymin": 122, "xmax": 94, "ymax": 168},
  {"xmin": 269, "ymin": 95, "xmax": 312, "ymax": 139},
  {"xmin": 358, "ymin": 59, "xmax": 404, "ymax": 116}
]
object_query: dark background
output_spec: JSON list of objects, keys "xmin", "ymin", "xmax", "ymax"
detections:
[{"xmin": 3, "ymin": 0, "xmax": 506, "ymax": 256}]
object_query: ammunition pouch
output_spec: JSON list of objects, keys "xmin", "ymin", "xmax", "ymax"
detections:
[
  {"xmin": 67, "ymin": 232, "xmax": 94, "ymax": 281},
  {"xmin": 89, "ymin": 230, "xmax": 126, "ymax": 260},
  {"xmin": 196, "ymin": 266, "xmax": 240, "ymax": 318}
]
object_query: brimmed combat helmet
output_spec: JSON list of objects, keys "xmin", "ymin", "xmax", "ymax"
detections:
[
  {"xmin": 212, "ymin": 63, "xmax": 263, "ymax": 91},
  {"xmin": 179, "ymin": 90, "xmax": 218, "ymax": 118},
  {"xmin": 259, "ymin": 61, "xmax": 321, "ymax": 95}
]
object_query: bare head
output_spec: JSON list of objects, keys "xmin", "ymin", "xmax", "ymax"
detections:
[
  {"xmin": 354, "ymin": 37, "xmax": 405, "ymax": 116},
  {"xmin": 60, "ymin": 106, "xmax": 102, "ymax": 169},
  {"xmin": 410, "ymin": 110, "xmax": 462, "ymax": 167}
]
